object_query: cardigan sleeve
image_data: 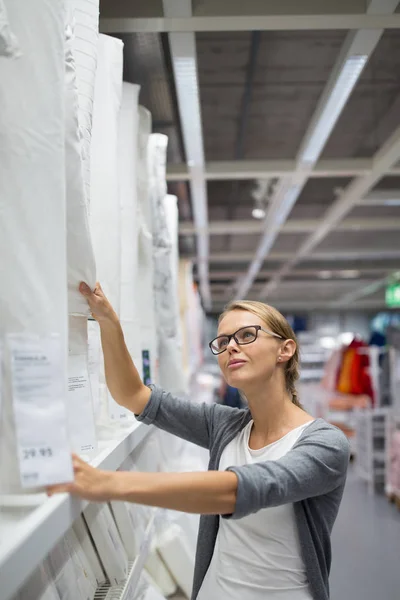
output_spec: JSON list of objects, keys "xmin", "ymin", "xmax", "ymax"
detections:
[
  {"xmin": 136, "ymin": 384, "xmax": 245, "ymax": 450},
  {"xmin": 223, "ymin": 424, "xmax": 350, "ymax": 519}
]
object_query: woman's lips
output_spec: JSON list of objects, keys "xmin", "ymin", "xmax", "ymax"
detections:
[{"xmin": 228, "ymin": 360, "xmax": 246, "ymax": 370}]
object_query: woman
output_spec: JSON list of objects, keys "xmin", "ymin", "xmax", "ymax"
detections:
[{"xmin": 49, "ymin": 282, "xmax": 350, "ymax": 600}]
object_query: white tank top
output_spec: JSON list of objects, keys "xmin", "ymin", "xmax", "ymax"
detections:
[{"xmin": 197, "ymin": 420, "xmax": 314, "ymax": 600}]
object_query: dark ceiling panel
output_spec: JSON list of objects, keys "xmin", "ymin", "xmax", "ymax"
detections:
[
  {"xmin": 113, "ymin": 32, "xmax": 183, "ymax": 164},
  {"xmin": 245, "ymin": 31, "xmax": 347, "ymax": 159},
  {"xmin": 322, "ymin": 31, "xmax": 400, "ymax": 160},
  {"xmin": 207, "ymin": 180, "xmax": 255, "ymax": 208},
  {"xmin": 315, "ymin": 230, "xmax": 400, "ymax": 252},
  {"xmin": 295, "ymin": 177, "xmax": 352, "ymax": 205},
  {"xmin": 374, "ymin": 175, "xmax": 400, "ymax": 190},
  {"xmin": 346, "ymin": 205, "xmax": 400, "ymax": 219},
  {"xmin": 270, "ymin": 233, "xmax": 309, "ymax": 253},
  {"xmin": 197, "ymin": 32, "xmax": 251, "ymax": 161}
]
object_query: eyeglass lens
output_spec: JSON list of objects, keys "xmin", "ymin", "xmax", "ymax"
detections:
[{"xmin": 211, "ymin": 326, "xmax": 258, "ymax": 354}]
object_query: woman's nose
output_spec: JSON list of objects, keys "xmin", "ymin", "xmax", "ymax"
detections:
[{"xmin": 227, "ymin": 338, "xmax": 239, "ymax": 352}]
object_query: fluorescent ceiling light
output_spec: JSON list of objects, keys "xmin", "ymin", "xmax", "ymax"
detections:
[
  {"xmin": 339, "ymin": 269, "xmax": 360, "ymax": 278},
  {"xmin": 300, "ymin": 55, "xmax": 368, "ymax": 165},
  {"xmin": 252, "ymin": 207, "xmax": 266, "ymax": 219},
  {"xmin": 320, "ymin": 336, "xmax": 337, "ymax": 349},
  {"xmin": 338, "ymin": 332, "xmax": 355, "ymax": 345},
  {"xmin": 384, "ymin": 199, "xmax": 400, "ymax": 206}
]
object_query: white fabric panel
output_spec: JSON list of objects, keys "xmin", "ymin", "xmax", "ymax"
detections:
[
  {"xmin": 143, "ymin": 554, "xmax": 177, "ymax": 597},
  {"xmin": 137, "ymin": 107, "xmax": 158, "ymax": 385},
  {"xmin": 67, "ymin": 317, "xmax": 97, "ymax": 455},
  {"xmin": 157, "ymin": 525, "xmax": 195, "ymax": 599},
  {"xmin": 84, "ymin": 502, "xmax": 129, "ymax": 585},
  {"xmin": 90, "ymin": 33, "xmax": 123, "ymax": 316},
  {"xmin": 119, "ymin": 83, "xmax": 142, "ymax": 374},
  {"xmin": 0, "ymin": 0, "xmax": 19, "ymax": 56},
  {"xmin": 14, "ymin": 563, "xmax": 61, "ymax": 600},
  {"xmin": 66, "ymin": 0, "xmax": 99, "ymax": 204},
  {"xmin": 152, "ymin": 188, "xmax": 187, "ymax": 397},
  {"xmin": 73, "ymin": 515, "xmax": 106, "ymax": 586},
  {"xmin": 65, "ymin": 23, "xmax": 96, "ymax": 315},
  {"xmin": 64, "ymin": 529, "xmax": 97, "ymax": 600},
  {"xmin": 0, "ymin": 0, "xmax": 71, "ymax": 493}
]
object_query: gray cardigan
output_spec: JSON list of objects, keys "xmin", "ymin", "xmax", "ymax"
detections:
[{"xmin": 137, "ymin": 385, "xmax": 350, "ymax": 600}]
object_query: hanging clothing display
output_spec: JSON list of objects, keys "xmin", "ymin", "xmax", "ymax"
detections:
[{"xmin": 0, "ymin": 0, "xmax": 73, "ymax": 494}]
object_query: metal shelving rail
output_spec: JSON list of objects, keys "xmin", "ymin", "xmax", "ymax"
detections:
[{"xmin": 0, "ymin": 421, "xmax": 153, "ymax": 600}]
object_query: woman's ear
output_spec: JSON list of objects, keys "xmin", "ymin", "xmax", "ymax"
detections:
[{"xmin": 278, "ymin": 339, "xmax": 296, "ymax": 363}]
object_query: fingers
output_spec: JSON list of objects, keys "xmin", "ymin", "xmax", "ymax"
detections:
[
  {"xmin": 79, "ymin": 282, "xmax": 92, "ymax": 296},
  {"xmin": 46, "ymin": 483, "xmax": 73, "ymax": 496}
]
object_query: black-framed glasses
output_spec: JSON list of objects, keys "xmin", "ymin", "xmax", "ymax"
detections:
[{"xmin": 209, "ymin": 325, "xmax": 283, "ymax": 355}]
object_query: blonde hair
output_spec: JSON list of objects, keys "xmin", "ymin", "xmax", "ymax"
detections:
[{"xmin": 219, "ymin": 300, "xmax": 302, "ymax": 409}]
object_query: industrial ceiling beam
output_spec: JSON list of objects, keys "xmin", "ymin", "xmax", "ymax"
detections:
[
  {"xmin": 204, "ymin": 267, "xmax": 390, "ymax": 280},
  {"xmin": 179, "ymin": 217, "xmax": 400, "ymax": 236},
  {"xmin": 210, "ymin": 299, "xmax": 387, "ymax": 312},
  {"xmin": 262, "ymin": 123, "xmax": 400, "ymax": 297},
  {"xmin": 199, "ymin": 249, "xmax": 400, "ymax": 263},
  {"xmin": 162, "ymin": 0, "xmax": 211, "ymax": 309},
  {"xmin": 166, "ymin": 159, "xmax": 400, "ymax": 181},
  {"xmin": 329, "ymin": 269, "xmax": 400, "ymax": 307},
  {"xmin": 100, "ymin": 14, "xmax": 400, "ymax": 34},
  {"xmin": 233, "ymin": 0, "xmax": 398, "ymax": 301}
]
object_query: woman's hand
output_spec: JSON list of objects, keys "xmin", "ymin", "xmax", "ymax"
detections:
[
  {"xmin": 80, "ymin": 281, "xmax": 118, "ymax": 324},
  {"xmin": 47, "ymin": 454, "xmax": 116, "ymax": 502}
]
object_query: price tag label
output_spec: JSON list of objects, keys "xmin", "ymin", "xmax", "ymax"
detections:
[
  {"xmin": 68, "ymin": 354, "xmax": 97, "ymax": 454},
  {"xmin": 108, "ymin": 390, "xmax": 130, "ymax": 422},
  {"xmin": 8, "ymin": 334, "xmax": 74, "ymax": 488},
  {"xmin": 87, "ymin": 320, "xmax": 101, "ymax": 418},
  {"xmin": 0, "ymin": 341, "xmax": 3, "ymax": 417}
]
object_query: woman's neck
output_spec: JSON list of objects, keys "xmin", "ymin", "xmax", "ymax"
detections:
[{"xmin": 242, "ymin": 378, "xmax": 308, "ymax": 447}]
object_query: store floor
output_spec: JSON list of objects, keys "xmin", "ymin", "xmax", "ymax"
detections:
[
  {"xmin": 169, "ymin": 466, "xmax": 400, "ymax": 600},
  {"xmin": 330, "ymin": 466, "xmax": 400, "ymax": 600}
]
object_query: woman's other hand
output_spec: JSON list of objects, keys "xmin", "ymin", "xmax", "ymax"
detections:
[
  {"xmin": 79, "ymin": 281, "xmax": 118, "ymax": 324},
  {"xmin": 47, "ymin": 454, "xmax": 116, "ymax": 502}
]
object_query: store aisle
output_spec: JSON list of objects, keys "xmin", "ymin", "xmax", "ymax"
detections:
[{"xmin": 330, "ymin": 467, "xmax": 400, "ymax": 600}]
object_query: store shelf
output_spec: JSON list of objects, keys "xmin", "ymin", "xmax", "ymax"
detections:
[{"xmin": 0, "ymin": 421, "xmax": 153, "ymax": 600}]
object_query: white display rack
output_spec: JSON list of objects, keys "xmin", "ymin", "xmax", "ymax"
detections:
[
  {"xmin": 94, "ymin": 513, "xmax": 155, "ymax": 600},
  {"xmin": 355, "ymin": 408, "xmax": 389, "ymax": 494},
  {"xmin": 0, "ymin": 421, "xmax": 153, "ymax": 600}
]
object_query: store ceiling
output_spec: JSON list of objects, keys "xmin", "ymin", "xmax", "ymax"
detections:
[{"xmin": 100, "ymin": 0, "xmax": 400, "ymax": 313}]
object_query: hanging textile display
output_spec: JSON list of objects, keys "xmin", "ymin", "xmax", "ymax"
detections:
[
  {"xmin": 89, "ymin": 34, "xmax": 125, "ymax": 423},
  {"xmin": 150, "ymin": 136, "xmax": 187, "ymax": 398},
  {"xmin": 66, "ymin": 0, "xmax": 99, "ymax": 204},
  {"xmin": 0, "ymin": 0, "xmax": 73, "ymax": 494},
  {"xmin": 64, "ymin": 21, "xmax": 97, "ymax": 455},
  {"xmin": 137, "ymin": 107, "xmax": 158, "ymax": 386},
  {"xmin": 90, "ymin": 33, "xmax": 123, "ymax": 314},
  {"xmin": 118, "ymin": 83, "xmax": 142, "ymax": 375},
  {"xmin": 65, "ymin": 22, "xmax": 96, "ymax": 316},
  {"xmin": 0, "ymin": 0, "xmax": 19, "ymax": 57}
]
